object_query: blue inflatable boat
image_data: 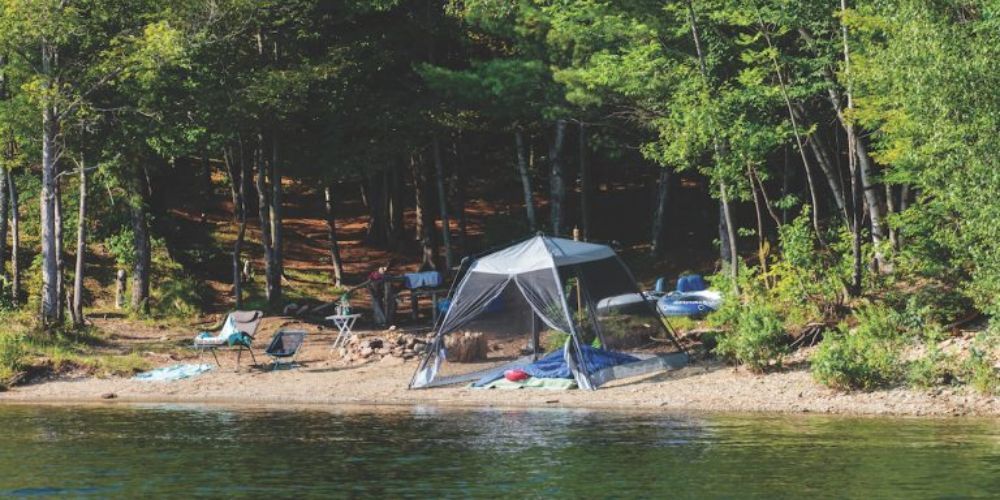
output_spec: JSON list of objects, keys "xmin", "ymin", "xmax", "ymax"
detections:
[{"xmin": 657, "ymin": 290, "xmax": 723, "ymax": 317}]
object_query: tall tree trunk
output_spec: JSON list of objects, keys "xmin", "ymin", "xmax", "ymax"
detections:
[
  {"xmin": 388, "ymin": 160, "xmax": 405, "ymax": 247},
  {"xmin": 224, "ymin": 147, "xmax": 246, "ymax": 308},
  {"xmin": 650, "ymin": 167, "xmax": 671, "ymax": 257},
  {"xmin": 886, "ymin": 184, "xmax": 899, "ymax": 250},
  {"xmin": 71, "ymin": 160, "xmax": 87, "ymax": 326},
  {"xmin": 255, "ymin": 135, "xmax": 275, "ymax": 309},
  {"xmin": 130, "ymin": 168, "xmax": 151, "ymax": 314},
  {"xmin": 39, "ymin": 44, "xmax": 59, "ymax": 324},
  {"xmin": 578, "ymin": 122, "xmax": 592, "ymax": 240},
  {"xmin": 8, "ymin": 169, "xmax": 19, "ymax": 306},
  {"xmin": 324, "ymin": 185, "xmax": 345, "ymax": 288},
  {"xmin": 269, "ymin": 137, "xmax": 282, "ymax": 306},
  {"xmin": 688, "ymin": 1, "xmax": 739, "ymax": 280},
  {"xmin": 514, "ymin": 130, "xmax": 536, "ymax": 231},
  {"xmin": 452, "ymin": 140, "xmax": 468, "ymax": 255},
  {"xmin": 55, "ymin": 178, "xmax": 65, "ymax": 323},
  {"xmin": 411, "ymin": 154, "xmax": 436, "ymax": 269},
  {"xmin": 364, "ymin": 169, "xmax": 387, "ymax": 246},
  {"xmin": 840, "ymin": 0, "xmax": 864, "ymax": 295},
  {"xmin": 801, "ymin": 23, "xmax": 888, "ymax": 269},
  {"xmin": 201, "ymin": 151, "xmax": 212, "ymax": 205},
  {"xmin": 0, "ymin": 166, "xmax": 7, "ymax": 276},
  {"xmin": 549, "ymin": 120, "xmax": 567, "ymax": 236},
  {"xmin": 432, "ymin": 136, "xmax": 454, "ymax": 270}
]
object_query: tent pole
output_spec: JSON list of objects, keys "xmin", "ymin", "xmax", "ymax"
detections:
[{"xmin": 531, "ymin": 314, "xmax": 540, "ymax": 361}]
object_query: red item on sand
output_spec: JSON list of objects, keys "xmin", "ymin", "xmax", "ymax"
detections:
[{"xmin": 504, "ymin": 369, "xmax": 529, "ymax": 382}]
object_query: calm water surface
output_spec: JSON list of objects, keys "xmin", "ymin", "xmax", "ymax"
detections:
[{"xmin": 0, "ymin": 404, "xmax": 996, "ymax": 498}]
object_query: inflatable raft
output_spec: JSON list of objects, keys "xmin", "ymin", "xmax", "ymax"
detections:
[{"xmin": 657, "ymin": 290, "xmax": 723, "ymax": 317}]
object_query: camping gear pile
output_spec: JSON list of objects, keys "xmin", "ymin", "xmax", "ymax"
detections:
[{"xmin": 410, "ymin": 235, "xmax": 688, "ymax": 390}]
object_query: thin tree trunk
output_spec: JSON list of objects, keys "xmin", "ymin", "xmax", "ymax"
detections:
[
  {"xmin": 650, "ymin": 168, "xmax": 671, "ymax": 257},
  {"xmin": 0, "ymin": 166, "xmax": 7, "ymax": 275},
  {"xmin": 364, "ymin": 169, "xmax": 387, "ymax": 245},
  {"xmin": 794, "ymin": 106, "xmax": 849, "ymax": 223},
  {"xmin": 8, "ymin": 169, "xmax": 18, "ymax": 306},
  {"xmin": 269, "ymin": 137, "xmax": 282, "ymax": 305},
  {"xmin": 756, "ymin": 15, "xmax": 825, "ymax": 243},
  {"xmin": 201, "ymin": 151, "xmax": 212, "ymax": 205},
  {"xmin": 432, "ymin": 136, "xmax": 453, "ymax": 270},
  {"xmin": 130, "ymin": 168, "xmax": 151, "ymax": 314},
  {"xmin": 549, "ymin": 120, "xmax": 567, "ymax": 236},
  {"xmin": 886, "ymin": 184, "xmax": 898, "ymax": 249},
  {"xmin": 411, "ymin": 153, "xmax": 426, "ymax": 241},
  {"xmin": 578, "ymin": 122, "xmax": 592, "ymax": 240},
  {"xmin": 71, "ymin": 160, "xmax": 87, "ymax": 326},
  {"xmin": 255, "ymin": 135, "xmax": 275, "ymax": 309},
  {"xmin": 719, "ymin": 183, "xmax": 739, "ymax": 279},
  {"xmin": 748, "ymin": 166, "xmax": 782, "ymax": 228},
  {"xmin": 748, "ymin": 166, "xmax": 769, "ymax": 276},
  {"xmin": 515, "ymin": 130, "xmax": 536, "ymax": 231},
  {"xmin": 324, "ymin": 185, "xmax": 344, "ymax": 288},
  {"xmin": 224, "ymin": 147, "xmax": 246, "ymax": 308}
]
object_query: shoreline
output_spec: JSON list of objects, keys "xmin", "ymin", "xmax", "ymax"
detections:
[{"xmin": 3, "ymin": 358, "xmax": 996, "ymax": 418}]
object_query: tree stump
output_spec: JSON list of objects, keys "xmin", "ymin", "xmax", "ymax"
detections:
[{"xmin": 445, "ymin": 332, "xmax": 488, "ymax": 362}]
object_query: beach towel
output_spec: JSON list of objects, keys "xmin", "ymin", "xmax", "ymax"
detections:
[
  {"xmin": 403, "ymin": 271, "xmax": 442, "ymax": 289},
  {"xmin": 194, "ymin": 316, "xmax": 250, "ymax": 347},
  {"xmin": 133, "ymin": 363, "xmax": 213, "ymax": 382}
]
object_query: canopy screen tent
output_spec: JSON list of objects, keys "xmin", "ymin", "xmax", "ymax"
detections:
[{"xmin": 409, "ymin": 235, "xmax": 688, "ymax": 390}]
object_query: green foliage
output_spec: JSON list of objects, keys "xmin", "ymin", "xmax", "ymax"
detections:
[
  {"xmin": 0, "ymin": 331, "xmax": 26, "ymax": 388},
  {"xmin": 906, "ymin": 342, "xmax": 955, "ymax": 389},
  {"xmin": 959, "ymin": 330, "xmax": 999, "ymax": 396},
  {"xmin": 811, "ymin": 306, "xmax": 904, "ymax": 391},
  {"xmin": 713, "ymin": 298, "xmax": 788, "ymax": 372}
]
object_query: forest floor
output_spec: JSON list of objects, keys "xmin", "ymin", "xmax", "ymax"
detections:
[{"xmin": 2, "ymin": 168, "xmax": 996, "ymax": 416}]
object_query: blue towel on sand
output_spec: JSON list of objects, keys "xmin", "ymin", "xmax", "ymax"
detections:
[{"xmin": 133, "ymin": 364, "xmax": 213, "ymax": 382}]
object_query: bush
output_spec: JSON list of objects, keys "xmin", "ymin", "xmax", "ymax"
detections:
[
  {"xmin": 0, "ymin": 332, "xmax": 26, "ymax": 388},
  {"xmin": 811, "ymin": 306, "xmax": 904, "ymax": 390},
  {"xmin": 713, "ymin": 300, "xmax": 788, "ymax": 372},
  {"xmin": 906, "ymin": 343, "xmax": 955, "ymax": 388},
  {"xmin": 960, "ymin": 331, "xmax": 998, "ymax": 396}
]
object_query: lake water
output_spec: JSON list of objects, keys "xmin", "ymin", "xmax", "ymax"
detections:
[{"xmin": 0, "ymin": 404, "xmax": 996, "ymax": 498}]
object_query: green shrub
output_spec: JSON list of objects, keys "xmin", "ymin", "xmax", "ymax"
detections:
[
  {"xmin": 960, "ymin": 331, "xmax": 998, "ymax": 395},
  {"xmin": 0, "ymin": 332, "xmax": 26, "ymax": 388},
  {"xmin": 811, "ymin": 306, "xmax": 904, "ymax": 390},
  {"xmin": 713, "ymin": 300, "xmax": 788, "ymax": 372},
  {"xmin": 906, "ymin": 343, "xmax": 955, "ymax": 388}
]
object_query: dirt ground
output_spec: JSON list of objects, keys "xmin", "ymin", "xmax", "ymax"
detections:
[{"xmin": 3, "ymin": 318, "xmax": 997, "ymax": 417}]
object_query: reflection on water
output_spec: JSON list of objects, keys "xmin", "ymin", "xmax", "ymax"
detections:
[{"xmin": 0, "ymin": 404, "xmax": 996, "ymax": 497}]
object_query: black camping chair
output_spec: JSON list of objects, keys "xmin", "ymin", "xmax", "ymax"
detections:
[{"xmin": 265, "ymin": 330, "xmax": 306, "ymax": 370}]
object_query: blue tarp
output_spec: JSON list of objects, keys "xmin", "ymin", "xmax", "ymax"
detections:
[
  {"xmin": 473, "ymin": 345, "xmax": 639, "ymax": 387},
  {"xmin": 403, "ymin": 271, "xmax": 442, "ymax": 289}
]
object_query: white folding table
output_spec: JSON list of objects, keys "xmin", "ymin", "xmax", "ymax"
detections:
[{"xmin": 326, "ymin": 313, "xmax": 361, "ymax": 350}]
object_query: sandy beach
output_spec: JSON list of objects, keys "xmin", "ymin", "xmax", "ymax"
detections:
[{"xmin": 1, "ymin": 318, "xmax": 996, "ymax": 417}]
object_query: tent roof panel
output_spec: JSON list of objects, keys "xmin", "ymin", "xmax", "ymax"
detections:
[{"xmin": 471, "ymin": 235, "xmax": 616, "ymax": 275}]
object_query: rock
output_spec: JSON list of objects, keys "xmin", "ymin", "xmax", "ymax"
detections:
[
  {"xmin": 360, "ymin": 347, "xmax": 374, "ymax": 357},
  {"xmin": 101, "ymin": 392, "xmax": 117, "ymax": 400},
  {"xmin": 369, "ymin": 339, "xmax": 384, "ymax": 349},
  {"xmin": 283, "ymin": 303, "xmax": 299, "ymax": 315},
  {"xmin": 445, "ymin": 332, "xmax": 488, "ymax": 362}
]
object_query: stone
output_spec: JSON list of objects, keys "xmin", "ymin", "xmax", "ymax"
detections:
[
  {"xmin": 283, "ymin": 303, "xmax": 299, "ymax": 315},
  {"xmin": 101, "ymin": 392, "xmax": 117, "ymax": 400},
  {"xmin": 445, "ymin": 332, "xmax": 488, "ymax": 362},
  {"xmin": 360, "ymin": 346, "xmax": 374, "ymax": 357}
]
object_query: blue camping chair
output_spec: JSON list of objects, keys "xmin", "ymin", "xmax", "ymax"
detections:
[{"xmin": 265, "ymin": 330, "xmax": 307, "ymax": 370}]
